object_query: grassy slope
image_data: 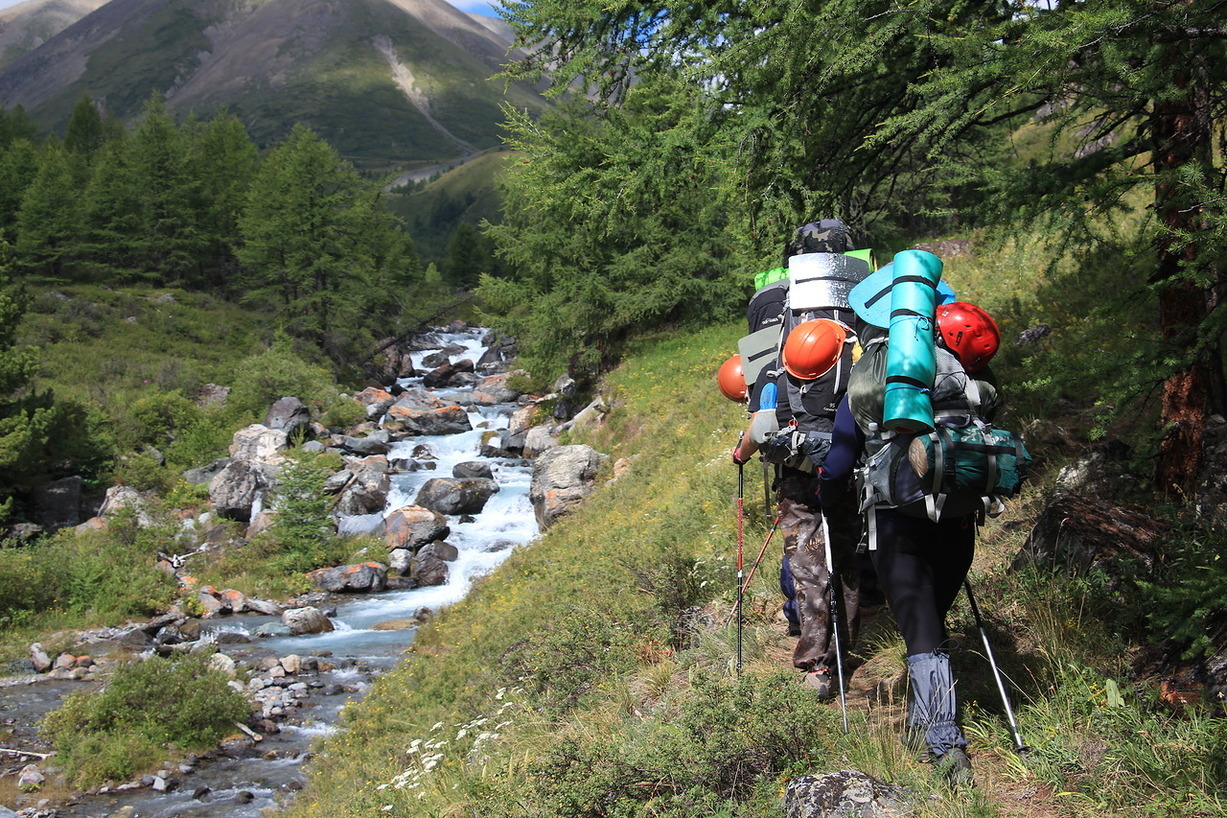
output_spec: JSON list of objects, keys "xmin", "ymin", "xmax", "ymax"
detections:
[
  {"xmin": 277, "ymin": 318, "xmax": 1039, "ymax": 817},
  {"xmin": 282, "ymin": 243, "xmax": 1225, "ymax": 816},
  {"xmin": 386, "ymin": 149, "xmax": 515, "ymax": 262}
]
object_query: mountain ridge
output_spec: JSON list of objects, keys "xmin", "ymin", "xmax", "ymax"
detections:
[{"xmin": 0, "ymin": 0, "xmax": 545, "ymax": 170}]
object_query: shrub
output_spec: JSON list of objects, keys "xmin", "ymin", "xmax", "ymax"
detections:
[{"xmin": 41, "ymin": 650, "xmax": 251, "ymax": 786}]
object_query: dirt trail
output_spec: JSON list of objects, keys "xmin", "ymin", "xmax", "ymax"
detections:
[{"xmin": 759, "ymin": 600, "xmax": 1067, "ymax": 818}]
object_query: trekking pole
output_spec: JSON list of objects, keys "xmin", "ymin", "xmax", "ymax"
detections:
[
  {"xmin": 819, "ymin": 513, "xmax": 849, "ymax": 733},
  {"xmin": 721, "ymin": 512, "xmax": 782, "ymax": 628},
  {"xmin": 735, "ymin": 451, "xmax": 745, "ymax": 676},
  {"xmin": 762, "ymin": 460, "xmax": 773, "ymax": 526},
  {"xmin": 964, "ymin": 580, "xmax": 1029, "ymax": 754}
]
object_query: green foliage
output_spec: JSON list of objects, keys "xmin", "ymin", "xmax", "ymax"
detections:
[
  {"xmin": 237, "ymin": 123, "xmax": 419, "ymax": 359},
  {"xmin": 1136, "ymin": 520, "xmax": 1227, "ymax": 661},
  {"xmin": 226, "ymin": 336, "xmax": 339, "ymax": 421},
  {"xmin": 1017, "ymin": 660, "xmax": 1227, "ymax": 816},
  {"xmin": 267, "ymin": 451, "xmax": 340, "ymax": 573},
  {"xmin": 525, "ymin": 671, "xmax": 838, "ymax": 816},
  {"xmin": 41, "ymin": 650, "xmax": 251, "ymax": 786},
  {"xmin": 0, "ymin": 508, "xmax": 178, "ymax": 628},
  {"xmin": 481, "ymin": 93, "xmax": 746, "ymax": 376}
]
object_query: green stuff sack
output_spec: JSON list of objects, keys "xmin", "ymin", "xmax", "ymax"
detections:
[{"xmin": 916, "ymin": 425, "xmax": 1032, "ymax": 501}]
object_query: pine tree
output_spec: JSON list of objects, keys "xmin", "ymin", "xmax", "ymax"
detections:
[
  {"xmin": 14, "ymin": 140, "xmax": 80, "ymax": 279},
  {"xmin": 0, "ymin": 241, "xmax": 51, "ymax": 523}
]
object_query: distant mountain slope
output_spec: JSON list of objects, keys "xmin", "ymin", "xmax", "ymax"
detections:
[
  {"xmin": 0, "ymin": 0, "xmax": 106, "ymax": 68},
  {"xmin": 0, "ymin": 0, "xmax": 547, "ymax": 170}
]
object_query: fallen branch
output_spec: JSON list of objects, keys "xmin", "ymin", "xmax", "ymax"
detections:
[
  {"xmin": 0, "ymin": 748, "xmax": 51, "ymax": 760},
  {"xmin": 233, "ymin": 722, "xmax": 264, "ymax": 742}
]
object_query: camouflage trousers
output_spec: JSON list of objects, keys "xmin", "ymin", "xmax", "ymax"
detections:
[{"xmin": 777, "ymin": 471, "xmax": 862, "ymax": 672}]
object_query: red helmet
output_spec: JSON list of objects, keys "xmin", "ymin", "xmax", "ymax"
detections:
[
  {"xmin": 717, "ymin": 355, "xmax": 746, "ymax": 401},
  {"xmin": 936, "ymin": 302, "xmax": 1000, "ymax": 372},
  {"xmin": 781, "ymin": 319, "xmax": 847, "ymax": 380}
]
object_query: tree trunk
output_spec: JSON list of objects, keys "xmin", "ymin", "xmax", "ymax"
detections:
[{"xmin": 1151, "ymin": 52, "xmax": 1216, "ymax": 497}]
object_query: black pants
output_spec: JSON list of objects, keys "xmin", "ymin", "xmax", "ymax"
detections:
[{"xmin": 869, "ymin": 508, "xmax": 974, "ymax": 655}]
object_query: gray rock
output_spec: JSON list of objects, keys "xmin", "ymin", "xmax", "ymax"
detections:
[
  {"xmin": 183, "ymin": 457, "xmax": 231, "ymax": 486},
  {"xmin": 208, "ymin": 459, "xmax": 275, "ymax": 522},
  {"xmin": 281, "ymin": 607, "xmax": 335, "ymax": 635},
  {"xmin": 415, "ymin": 477, "xmax": 499, "ymax": 516},
  {"xmin": 341, "ymin": 431, "xmax": 392, "ymax": 456},
  {"xmin": 523, "ymin": 425, "xmax": 560, "ymax": 459},
  {"xmin": 377, "ymin": 506, "xmax": 450, "ymax": 550},
  {"xmin": 529, "ymin": 444, "xmax": 608, "ymax": 529},
  {"xmin": 229, "ymin": 424, "xmax": 288, "ymax": 463},
  {"xmin": 305, "ymin": 562, "xmax": 387, "ymax": 593},
  {"xmin": 783, "ymin": 770, "xmax": 911, "ymax": 818},
  {"xmin": 264, "ymin": 396, "xmax": 311, "ymax": 436},
  {"xmin": 452, "ymin": 461, "xmax": 494, "ymax": 479}
]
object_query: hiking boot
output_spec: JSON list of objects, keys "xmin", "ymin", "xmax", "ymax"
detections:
[
  {"xmin": 933, "ymin": 747, "xmax": 973, "ymax": 787},
  {"xmin": 802, "ymin": 669, "xmax": 835, "ymax": 701}
]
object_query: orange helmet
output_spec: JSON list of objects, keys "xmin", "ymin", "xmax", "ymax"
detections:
[
  {"xmin": 936, "ymin": 302, "xmax": 1000, "ymax": 372},
  {"xmin": 717, "ymin": 355, "xmax": 747, "ymax": 401},
  {"xmin": 781, "ymin": 319, "xmax": 847, "ymax": 380}
]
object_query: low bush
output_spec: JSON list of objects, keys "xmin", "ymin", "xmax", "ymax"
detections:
[{"xmin": 41, "ymin": 650, "xmax": 251, "ymax": 786}]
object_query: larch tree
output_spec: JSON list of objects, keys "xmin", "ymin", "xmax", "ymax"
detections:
[{"xmin": 499, "ymin": 0, "xmax": 1227, "ymax": 492}]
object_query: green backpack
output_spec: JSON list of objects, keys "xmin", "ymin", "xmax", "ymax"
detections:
[{"xmin": 851, "ymin": 340, "xmax": 1032, "ymax": 524}]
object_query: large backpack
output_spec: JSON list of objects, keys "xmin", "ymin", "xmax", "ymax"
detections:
[
  {"xmin": 751, "ymin": 248, "xmax": 869, "ymax": 472},
  {"xmin": 849, "ymin": 339, "xmax": 1032, "ymax": 529}
]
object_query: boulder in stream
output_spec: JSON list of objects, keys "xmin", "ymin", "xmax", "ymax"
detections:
[{"xmin": 415, "ymin": 477, "xmax": 499, "ymax": 516}]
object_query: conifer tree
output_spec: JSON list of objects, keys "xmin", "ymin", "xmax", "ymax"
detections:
[
  {"xmin": 0, "ymin": 240, "xmax": 51, "ymax": 523},
  {"xmin": 499, "ymin": 0, "xmax": 1227, "ymax": 491},
  {"xmin": 14, "ymin": 140, "xmax": 80, "ymax": 279}
]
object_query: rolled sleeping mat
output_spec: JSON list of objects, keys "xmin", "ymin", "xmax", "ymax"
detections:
[
  {"xmin": 787, "ymin": 252, "xmax": 872, "ymax": 311},
  {"xmin": 738, "ymin": 325, "xmax": 782, "ymax": 387},
  {"xmin": 850, "ymin": 264, "xmax": 958, "ymax": 329},
  {"xmin": 883, "ymin": 249, "xmax": 943, "ymax": 433}
]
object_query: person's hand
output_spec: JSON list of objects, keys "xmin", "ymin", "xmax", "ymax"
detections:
[{"xmin": 732, "ymin": 444, "xmax": 750, "ymax": 465}]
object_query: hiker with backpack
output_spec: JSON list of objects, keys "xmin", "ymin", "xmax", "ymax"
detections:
[
  {"xmin": 730, "ymin": 220, "xmax": 871, "ymax": 698},
  {"xmin": 820, "ymin": 251, "xmax": 1030, "ymax": 785}
]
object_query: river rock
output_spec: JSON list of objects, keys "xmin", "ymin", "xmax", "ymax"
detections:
[
  {"xmin": 529, "ymin": 444, "xmax": 608, "ymax": 529},
  {"xmin": 17, "ymin": 764, "xmax": 44, "ymax": 792},
  {"xmin": 410, "ymin": 545, "xmax": 450, "ymax": 587},
  {"xmin": 333, "ymin": 468, "xmax": 391, "ymax": 516},
  {"xmin": 387, "ymin": 548, "xmax": 413, "ymax": 575},
  {"xmin": 452, "ymin": 461, "xmax": 493, "ymax": 479},
  {"xmin": 378, "ymin": 506, "xmax": 450, "ymax": 549},
  {"xmin": 523, "ymin": 425, "xmax": 560, "ymax": 458},
  {"xmin": 354, "ymin": 387, "xmax": 397, "ymax": 419},
  {"xmin": 508, "ymin": 404, "xmax": 541, "ymax": 437},
  {"xmin": 305, "ymin": 562, "xmax": 388, "ymax": 593},
  {"xmin": 476, "ymin": 332, "xmax": 516, "ymax": 371},
  {"xmin": 264, "ymin": 397, "xmax": 311, "ymax": 438},
  {"xmin": 341, "ymin": 430, "xmax": 391, "ymax": 456},
  {"xmin": 282, "ymin": 607, "xmax": 335, "ymax": 635},
  {"xmin": 208, "ymin": 459, "xmax": 276, "ymax": 522},
  {"xmin": 783, "ymin": 770, "xmax": 910, "ymax": 818},
  {"xmin": 229, "ymin": 424, "xmax": 288, "ymax": 464},
  {"xmin": 384, "ymin": 389, "xmax": 472, "ymax": 436},
  {"xmin": 414, "ymin": 477, "xmax": 499, "ymax": 516},
  {"xmin": 29, "ymin": 643, "xmax": 52, "ymax": 673}
]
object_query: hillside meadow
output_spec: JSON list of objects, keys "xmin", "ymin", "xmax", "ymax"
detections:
[{"xmin": 280, "ymin": 250, "xmax": 1227, "ymax": 817}]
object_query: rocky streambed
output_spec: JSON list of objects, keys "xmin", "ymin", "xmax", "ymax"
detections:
[{"xmin": 0, "ymin": 324, "xmax": 611, "ymax": 818}]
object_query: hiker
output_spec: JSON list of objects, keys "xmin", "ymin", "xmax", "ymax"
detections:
[
  {"xmin": 731, "ymin": 219, "xmax": 868, "ymax": 697},
  {"xmin": 826, "ymin": 263, "xmax": 1011, "ymax": 785}
]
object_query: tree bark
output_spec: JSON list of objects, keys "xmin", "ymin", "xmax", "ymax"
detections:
[{"xmin": 1151, "ymin": 45, "xmax": 1216, "ymax": 497}]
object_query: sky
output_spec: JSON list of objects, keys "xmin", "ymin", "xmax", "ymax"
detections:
[{"xmin": 0, "ymin": 0, "xmax": 501, "ymax": 14}]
